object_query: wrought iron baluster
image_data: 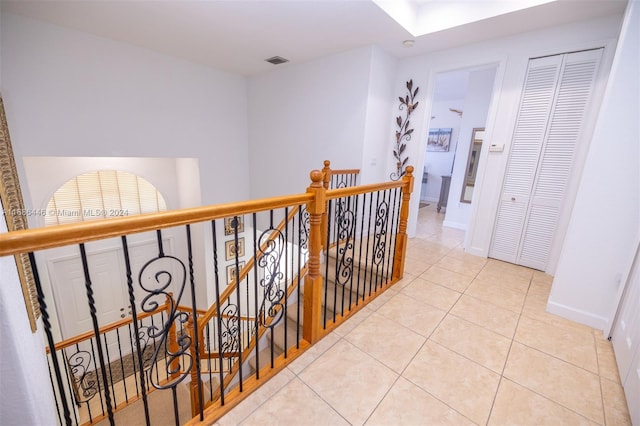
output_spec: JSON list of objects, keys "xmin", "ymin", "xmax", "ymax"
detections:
[
  {"xmin": 356, "ymin": 193, "xmax": 366, "ymax": 304},
  {"xmin": 28, "ymin": 252, "xmax": 72, "ymax": 425},
  {"xmin": 115, "ymin": 328, "xmax": 129, "ymax": 403},
  {"xmin": 252, "ymin": 213, "xmax": 260, "ymax": 379},
  {"xmin": 101, "ymin": 333, "xmax": 117, "ymax": 408},
  {"xmin": 211, "ymin": 220, "xmax": 226, "ymax": 404},
  {"xmin": 121, "ymin": 235, "xmax": 150, "ymax": 425},
  {"xmin": 79, "ymin": 243, "xmax": 114, "ymax": 425},
  {"xmin": 186, "ymin": 224, "xmax": 204, "ymax": 420},
  {"xmin": 284, "ymin": 207, "xmax": 289, "ymax": 358},
  {"xmin": 46, "ymin": 353, "xmax": 63, "ymax": 425},
  {"xmin": 324, "ymin": 199, "xmax": 332, "ymax": 328},
  {"xmin": 365, "ymin": 193, "xmax": 374, "ymax": 297}
]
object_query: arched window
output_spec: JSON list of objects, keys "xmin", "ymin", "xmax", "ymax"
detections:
[{"xmin": 45, "ymin": 170, "xmax": 167, "ymax": 226}]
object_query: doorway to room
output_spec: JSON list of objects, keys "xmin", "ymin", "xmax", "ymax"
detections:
[{"xmin": 417, "ymin": 64, "xmax": 498, "ymax": 238}]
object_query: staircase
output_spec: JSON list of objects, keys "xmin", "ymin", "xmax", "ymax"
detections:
[{"xmin": 5, "ymin": 161, "xmax": 414, "ymax": 426}]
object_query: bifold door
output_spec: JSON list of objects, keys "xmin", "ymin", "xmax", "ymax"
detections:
[{"xmin": 490, "ymin": 49, "xmax": 602, "ymax": 271}]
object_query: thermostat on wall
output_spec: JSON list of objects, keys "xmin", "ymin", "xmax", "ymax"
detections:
[{"xmin": 489, "ymin": 144, "xmax": 504, "ymax": 152}]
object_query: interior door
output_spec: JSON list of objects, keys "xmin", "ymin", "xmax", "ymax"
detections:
[
  {"xmin": 50, "ymin": 249, "xmax": 128, "ymax": 363},
  {"xmin": 490, "ymin": 49, "xmax": 602, "ymax": 270}
]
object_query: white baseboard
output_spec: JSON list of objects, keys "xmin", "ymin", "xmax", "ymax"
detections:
[{"xmin": 546, "ymin": 300, "xmax": 609, "ymax": 331}]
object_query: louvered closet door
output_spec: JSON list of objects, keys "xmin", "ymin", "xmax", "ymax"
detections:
[{"xmin": 490, "ymin": 49, "xmax": 602, "ymax": 270}]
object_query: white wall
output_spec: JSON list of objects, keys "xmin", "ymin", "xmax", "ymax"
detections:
[
  {"xmin": 1, "ymin": 13, "xmax": 250, "ymax": 208},
  {"xmin": 444, "ymin": 67, "xmax": 496, "ymax": 230},
  {"xmin": 0, "ymin": 219, "xmax": 56, "ymax": 424},
  {"xmin": 392, "ymin": 14, "xmax": 623, "ymax": 247},
  {"xmin": 247, "ymin": 47, "xmax": 373, "ymax": 198},
  {"xmin": 548, "ymin": 1, "xmax": 639, "ymax": 331},
  {"xmin": 360, "ymin": 46, "xmax": 397, "ymax": 184}
]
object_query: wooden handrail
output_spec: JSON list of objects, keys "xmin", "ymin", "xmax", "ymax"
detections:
[
  {"xmin": 325, "ymin": 180, "xmax": 404, "ymax": 200},
  {"xmin": 330, "ymin": 168, "xmax": 360, "ymax": 175},
  {"xmin": 0, "ymin": 193, "xmax": 312, "ymax": 256},
  {"xmin": 47, "ymin": 304, "xmax": 167, "ymax": 353}
]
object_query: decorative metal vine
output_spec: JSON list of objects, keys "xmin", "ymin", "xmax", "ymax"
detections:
[
  {"xmin": 391, "ymin": 79, "xmax": 420, "ymax": 180},
  {"xmin": 67, "ymin": 350, "xmax": 98, "ymax": 402},
  {"xmin": 373, "ymin": 200, "xmax": 389, "ymax": 266}
]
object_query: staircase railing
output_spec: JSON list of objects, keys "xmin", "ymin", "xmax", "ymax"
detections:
[{"xmin": 0, "ymin": 161, "xmax": 412, "ymax": 426}]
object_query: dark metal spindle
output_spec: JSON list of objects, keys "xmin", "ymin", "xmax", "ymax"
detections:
[
  {"xmin": 233, "ymin": 219, "xmax": 244, "ymax": 389},
  {"xmin": 324, "ymin": 199, "xmax": 332, "ymax": 328},
  {"xmin": 356, "ymin": 193, "xmax": 366, "ymax": 304},
  {"xmin": 115, "ymin": 328, "xmax": 130, "ymax": 403},
  {"xmin": 365, "ymin": 192, "xmax": 374, "ymax": 297},
  {"xmin": 46, "ymin": 354, "xmax": 63, "ymax": 426},
  {"xmin": 186, "ymin": 224, "xmax": 204, "ymax": 420},
  {"xmin": 210, "ymin": 221, "xmax": 226, "ymax": 405},
  {"xmin": 252, "ymin": 213, "xmax": 260, "ymax": 379},
  {"xmin": 78, "ymin": 243, "xmax": 114, "ymax": 425},
  {"xmin": 101, "ymin": 333, "xmax": 118, "ymax": 408},
  {"xmin": 28, "ymin": 252, "xmax": 73, "ymax": 425},
  {"xmin": 283, "ymin": 207, "xmax": 289, "ymax": 358},
  {"xmin": 121, "ymin": 236, "xmax": 151, "ymax": 426}
]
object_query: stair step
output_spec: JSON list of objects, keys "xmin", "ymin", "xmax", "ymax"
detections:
[{"xmin": 247, "ymin": 320, "xmax": 299, "ymax": 372}]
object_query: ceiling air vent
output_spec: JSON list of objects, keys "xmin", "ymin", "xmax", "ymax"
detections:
[{"xmin": 265, "ymin": 56, "xmax": 289, "ymax": 65}]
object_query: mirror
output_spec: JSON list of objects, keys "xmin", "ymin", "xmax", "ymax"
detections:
[{"xmin": 460, "ymin": 128, "xmax": 484, "ymax": 203}]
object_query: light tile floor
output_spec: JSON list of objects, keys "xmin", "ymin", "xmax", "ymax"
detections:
[{"xmin": 217, "ymin": 204, "xmax": 632, "ymax": 426}]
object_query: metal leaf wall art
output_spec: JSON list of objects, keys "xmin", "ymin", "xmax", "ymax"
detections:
[{"xmin": 391, "ymin": 80, "xmax": 419, "ymax": 180}]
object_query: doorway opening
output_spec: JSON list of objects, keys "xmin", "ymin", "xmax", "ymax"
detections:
[{"xmin": 416, "ymin": 64, "xmax": 498, "ymax": 242}]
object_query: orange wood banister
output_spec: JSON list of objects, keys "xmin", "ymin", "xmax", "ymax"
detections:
[
  {"xmin": 46, "ymin": 304, "xmax": 168, "ymax": 353},
  {"xmin": 303, "ymin": 170, "xmax": 325, "ymax": 344},
  {"xmin": 393, "ymin": 166, "xmax": 414, "ymax": 281},
  {"xmin": 0, "ymin": 193, "xmax": 313, "ymax": 256}
]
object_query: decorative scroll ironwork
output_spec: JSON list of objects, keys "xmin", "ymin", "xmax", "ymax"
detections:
[
  {"xmin": 373, "ymin": 197, "xmax": 389, "ymax": 266},
  {"xmin": 298, "ymin": 207, "xmax": 310, "ymax": 252},
  {"xmin": 138, "ymin": 255, "xmax": 192, "ymax": 389},
  {"xmin": 67, "ymin": 350, "xmax": 98, "ymax": 403},
  {"xmin": 257, "ymin": 228, "xmax": 285, "ymax": 328},
  {"xmin": 391, "ymin": 79, "xmax": 420, "ymax": 181},
  {"xmin": 219, "ymin": 304, "xmax": 240, "ymax": 354},
  {"xmin": 334, "ymin": 198, "xmax": 355, "ymax": 287}
]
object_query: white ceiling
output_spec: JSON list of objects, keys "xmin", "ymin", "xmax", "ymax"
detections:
[{"xmin": 2, "ymin": 0, "xmax": 627, "ymax": 77}]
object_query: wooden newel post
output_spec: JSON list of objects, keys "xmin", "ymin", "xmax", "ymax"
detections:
[
  {"xmin": 303, "ymin": 170, "xmax": 326, "ymax": 344},
  {"xmin": 186, "ymin": 315, "xmax": 201, "ymax": 417},
  {"xmin": 166, "ymin": 293, "xmax": 180, "ymax": 380},
  {"xmin": 393, "ymin": 166, "xmax": 414, "ymax": 281},
  {"xmin": 321, "ymin": 160, "xmax": 331, "ymax": 249}
]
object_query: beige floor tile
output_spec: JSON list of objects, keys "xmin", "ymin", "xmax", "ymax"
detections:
[
  {"xmin": 365, "ymin": 376, "xmax": 475, "ymax": 426},
  {"xmin": 345, "ymin": 312, "xmax": 425, "ymax": 373},
  {"xmin": 332, "ymin": 305, "xmax": 373, "ymax": 337},
  {"xmin": 298, "ymin": 340, "xmax": 398, "ymax": 425},
  {"xmin": 483, "ymin": 259, "xmax": 535, "ymax": 280},
  {"xmin": 475, "ymin": 268, "xmax": 532, "ymax": 293},
  {"xmin": 217, "ymin": 368, "xmax": 296, "ymax": 425},
  {"xmin": 515, "ymin": 315, "xmax": 598, "ymax": 373},
  {"xmin": 376, "ymin": 292, "xmax": 447, "ymax": 337},
  {"xmin": 504, "ymin": 342, "xmax": 604, "ymax": 424},
  {"xmin": 521, "ymin": 304, "xmax": 596, "ymax": 335},
  {"xmin": 431, "ymin": 315, "xmax": 511, "ymax": 373},
  {"xmin": 403, "ymin": 340, "xmax": 500, "ymax": 425},
  {"xmin": 465, "ymin": 278, "xmax": 527, "ymax": 313},
  {"xmin": 364, "ymin": 286, "xmax": 399, "ymax": 311},
  {"xmin": 594, "ymin": 333, "xmax": 622, "ymax": 383},
  {"xmin": 390, "ymin": 274, "xmax": 416, "ymax": 290},
  {"xmin": 400, "ymin": 277, "xmax": 462, "ymax": 311},
  {"xmin": 239, "ymin": 377, "xmax": 348, "ymax": 426},
  {"xmin": 601, "ymin": 377, "xmax": 632, "ymax": 426},
  {"xmin": 450, "ymin": 294, "xmax": 520, "ymax": 338},
  {"xmin": 436, "ymin": 254, "xmax": 486, "ymax": 277},
  {"xmin": 532, "ymin": 270, "xmax": 554, "ymax": 284},
  {"xmin": 489, "ymin": 379, "xmax": 597, "ymax": 425},
  {"xmin": 403, "ymin": 257, "xmax": 433, "ymax": 276},
  {"xmin": 419, "ymin": 265, "xmax": 474, "ymax": 292},
  {"xmin": 287, "ymin": 332, "xmax": 341, "ymax": 375}
]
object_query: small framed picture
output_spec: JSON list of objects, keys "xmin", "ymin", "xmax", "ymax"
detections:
[
  {"xmin": 224, "ymin": 215, "xmax": 244, "ymax": 236},
  {"xmin": 427, "ymin": 128, "xmax": 453, "ymax": 152},
  {"xmin": 225, "ymin": 237, "xmax": 245, "ymax": 260},
  {"xmin": 226, "ymin": 261, "xmax": 246, "ymax": 284}
]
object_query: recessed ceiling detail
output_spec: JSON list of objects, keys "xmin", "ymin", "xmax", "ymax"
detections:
[{"xmin": 265, "ymin": 56, "xmax": 289, "ymax": 65}]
